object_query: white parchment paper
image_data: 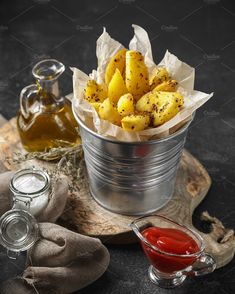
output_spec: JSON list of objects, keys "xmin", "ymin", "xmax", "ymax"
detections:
[{"xmin": 72, "ymin": 25, "xmax": 213, "ymax": 141}]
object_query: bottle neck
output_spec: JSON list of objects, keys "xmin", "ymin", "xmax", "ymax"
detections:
[{"xmin": 38, "ymin": 79, "xmax": 60, "ymax": 99}]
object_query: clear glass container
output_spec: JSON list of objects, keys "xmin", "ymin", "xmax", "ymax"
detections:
[
  {"xmin": 17, "ymin": 59, "xmax": 80, "ymax": 152},
  {"xmin": 0, "ymin": 209, "xmax": 38, "ymax": 259},
  {"xmin": 131, "ymin": 215, "xmax": 216, "ymax": 289},
  {"xmin": 9, "ymin": 168, "xmax": 51, "ymax": 217}
]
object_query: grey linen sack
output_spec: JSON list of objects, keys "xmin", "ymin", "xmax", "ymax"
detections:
[{"xmin": 0, "ymin": 171, "xmax": 110, "ymax": 293}]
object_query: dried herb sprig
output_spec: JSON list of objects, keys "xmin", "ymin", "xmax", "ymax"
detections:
[
  {"xmin": 11, "ymin": 142, "xmax": 82, "ymax": 163},
  {"xmin": 9, "ymin": 143, "xmax": 85, "ymax": 193}
]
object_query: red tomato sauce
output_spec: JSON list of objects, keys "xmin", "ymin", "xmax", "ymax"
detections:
[{"xmin": 141, "ymin": 226, "xmax": 200, "ymax": 273}]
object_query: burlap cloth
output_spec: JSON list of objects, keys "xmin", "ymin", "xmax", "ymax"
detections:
[{"xmin": 0, "ymin": 171, "xmax": 110, "ymax": 293}]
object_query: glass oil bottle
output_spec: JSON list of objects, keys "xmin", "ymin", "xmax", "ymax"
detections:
[{"xmin": 17, "ymin": 59, "xmax": 80, "ymax": 152}]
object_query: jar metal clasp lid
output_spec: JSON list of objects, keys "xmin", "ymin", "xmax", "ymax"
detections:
[{"xmin": 13, "ymin": 195, "xmax": 33, "ymax": 208}]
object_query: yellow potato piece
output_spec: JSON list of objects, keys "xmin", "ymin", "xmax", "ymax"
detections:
[
  {"xmin": 152, "ymin": 80, "xmax": 178, "ymax": 92},
  {"xmin": 125, "ymin": 50, "xmax": 149, "ymax": 101},
  {"xmin": 90, "ymin": 102, "xmax": 101, "ymax": 113},
  {"xmin": 84, "ymin": 80, "xmax": 107, "ymax": 103},
  {"xmin": 136, "ymin": 91, "xmax": 159, "ymax": 113},
  {"xmin": 149, "ymin": 67, "xmax": 170, "ymax": 90},
  {"xmin": 105, "ymin": 48, "xmax": 127, "ymax": 85},
  {"xmin": 117, "ymin": 93, "xmax": 134, "ymax": 116},
  {"xmin": 152, "ymin": 92, "xmax": 184, "ymax": 126},
  {"xmin": 99, "ymin": 98, "xmax": 122, "ymax": 126},
  {"xmin": 108, "ymin": 69, "xmax": 128, "ymax": 104},
  {"xmin": 121, "ymin": 114, "xmax": 150, "ymax": 131},
  {"xmin": 157, "ymin": 91, "xmax": 184, "ymax": 106}
]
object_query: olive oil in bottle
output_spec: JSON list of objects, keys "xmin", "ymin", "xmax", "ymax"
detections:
[{"xmin": 17, "ymin": 59, "xmax": 80, "ymax": 152}]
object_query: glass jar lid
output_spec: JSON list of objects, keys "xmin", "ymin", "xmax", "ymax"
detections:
[
  {"xmin": 0, "ymin": 209, "xmax": 39, "ymax": 252},
  {"xmin": 9, "ymin": 168, "xmax": 51, "ymax": 199}
]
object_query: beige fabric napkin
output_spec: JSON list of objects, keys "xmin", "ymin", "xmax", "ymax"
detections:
[{"xmin": 0, "ymin": 223, "xmax": 110, "ymax": 294}]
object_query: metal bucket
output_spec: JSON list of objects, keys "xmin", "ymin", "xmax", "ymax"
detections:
[{"xmin": 73, "ymin": 108, "xmax": 194, "ymax": 215}]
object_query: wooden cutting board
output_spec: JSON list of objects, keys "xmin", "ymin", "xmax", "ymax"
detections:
[{"xmin": 0, "ymin": 117, "xmax": 234, "ymax": 269}]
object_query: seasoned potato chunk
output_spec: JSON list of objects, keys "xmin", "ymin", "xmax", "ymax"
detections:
[
  {"xmin": 126, "ymin": 50, "xmax": 149, "ymax": 100},
  {"xmin": 99, "ymin": 98, "xmax": 122, "ymax": 126},
  {"xmin": 152, "ymin": 92, "xmax": 184, "ymax": 126},
  {"xmin": 89, "ymin": 102, "xmax": 101, "ymax": 113},
  {"xmin": 105, "ymin": 48, "xmax": 127, "ymax": 85},
  {"xmin": 117, "ymin": 93, "xmax": 134, "ymax": 116},
  {"xmin": 152, "ymin": 80, "xmax": 178, "ymax": 92},
  {"xmin": 121, "ymin": 114, "xmax": 150, "ymax": 131},
  {"xmin": 85, "ymin": 80, "xmax": 107, "ymax": 102},
  {"xmin": 108, "ymin": 69, "xmax": 128, "ymax": 104},
  {"xmin": 157, "ymin": 91, "xmax": 184, "ymax": 106},
  {"xmin": 136, "ymin": 91, "xmax": 159, "ymax": 113},
  {"xmin": 149, "ymin": 67, "xmax": 170, "ymax": 90}
]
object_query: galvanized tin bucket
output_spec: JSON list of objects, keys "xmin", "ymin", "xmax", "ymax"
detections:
[{"xmin": 73, "ymin": 108, "xmax": 194, "ymax": 215}]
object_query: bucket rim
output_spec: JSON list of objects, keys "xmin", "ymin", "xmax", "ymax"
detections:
[{"xmin": 72, "ymin": 100, "xmax": 195, "ymax": 145}]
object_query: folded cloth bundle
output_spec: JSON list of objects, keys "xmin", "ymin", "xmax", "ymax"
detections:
[
  {"xmin": 1, "ymin": 223, "xmax": 110, "ymax": 294},
  {"xmin": 0, "ymin": 171, "xmax": 110, "ymax": 293}
]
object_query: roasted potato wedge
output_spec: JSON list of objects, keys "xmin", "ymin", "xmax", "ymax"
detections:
[
  {"xmin": 105, "ymin": 48, "xmax": 127, "ymax": 85},
  {"xmin": 152, "ymin": 80, "xmax": 178, "ymax": 92},
  {"xmin": 136, "ymin": 91, "xmax": 158, "ymax": 113},
  {"xmin": 149, "ymin": 67, "xmax": 170, "ymax": 90},
  {"xmin": 152, "ymin": 92, "xmax": 184, "ymax": 126},
  {"xmin": 85, "ymin": 80, "xmax": 107, "ymax": 102},
  {"xmin": 99, "ymin": 98, "xmax": 122, "ymax": 126},
  {"xmin": 121, "ymin": 114, "xmax": 150, "ymax": 131},
  {"xmin": 157, "ymin": 91, "xmax": 184, "ymax": 106},
  {"xmin": 117, "ymin": 93, "xmax": 135, "ymax": 116},
  {"xmin": 126, "ymin": 50, "xmax": 149, "ymax": 100},
  {"xmin": 108, "ymin": 69, "xmax": 128, "ymax": 104}
]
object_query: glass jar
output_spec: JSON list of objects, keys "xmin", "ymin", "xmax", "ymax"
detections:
[
  {"xmin": 9, "ymin": 169, "xmax": 51, "ymax": 217},
  {"xmin": 0, "ymin": 172, "xmax": 41, "ymax": 283},
  {"xmin": 0, "ymin": 209, "xmax": 38, "ymax": 259},
  {"xmin": 17, "ymin": 59, "xmax": 80, "ymax": 152}
]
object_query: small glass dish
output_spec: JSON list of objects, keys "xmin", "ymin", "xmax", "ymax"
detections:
[{"xmin": 130, "ymin": 215, "xmax": 216, "ymax": 288}]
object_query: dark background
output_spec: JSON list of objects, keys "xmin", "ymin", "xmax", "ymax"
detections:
[{"xmin": 0, "ymin": 0, "xmax": 235, "ymax": 293}]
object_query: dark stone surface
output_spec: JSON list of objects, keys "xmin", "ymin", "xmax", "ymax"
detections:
[{"xmin": 0, "ymin": 0, "xmax": 235, "ymax": 293}]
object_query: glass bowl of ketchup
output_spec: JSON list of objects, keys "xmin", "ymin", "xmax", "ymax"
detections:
[{"xmin": 130, "ymin": 215, "xmax": 216, "ymax": 288}]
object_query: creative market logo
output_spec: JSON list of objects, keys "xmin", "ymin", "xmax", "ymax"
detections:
[
  {"xmin": 119, "ymin": 0, "xmax": 136, "ymax": 4},
  {"xmin": 32, "ymin": 0, "xmax": 51, "ymax": 4},
  {"xmin": 203, "ymin": 110, "xmax": 220, "ymax": 117},
  {"xmin": 0, "ymin": 80, "xmax": 9, "ymax": 89},
  {"xmin": 204, "ymin": 0, "xmax": 220, "ymax": 4},
  {"xmin": 161, "ymin": 25, "xmax": 178, "ymax": 33},
  {"xmin": 76, "ymin": 25, "xmax": 93, "ymax": 32},
  {"xmin": 0, "ymin": 25, "xmax": 8, "ymax": 31},
  {"xmin": 203, "ymin": 54, "xmax": 220, "ymax": 61},
  {"xmin": 32, "ymin": 54, "xmax": 51, "ymax": 61}
]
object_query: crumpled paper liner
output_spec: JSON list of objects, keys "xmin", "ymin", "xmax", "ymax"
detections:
[{"xmin": 72, "ymin": 24, "xmax": 213, "ymax": 142}]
